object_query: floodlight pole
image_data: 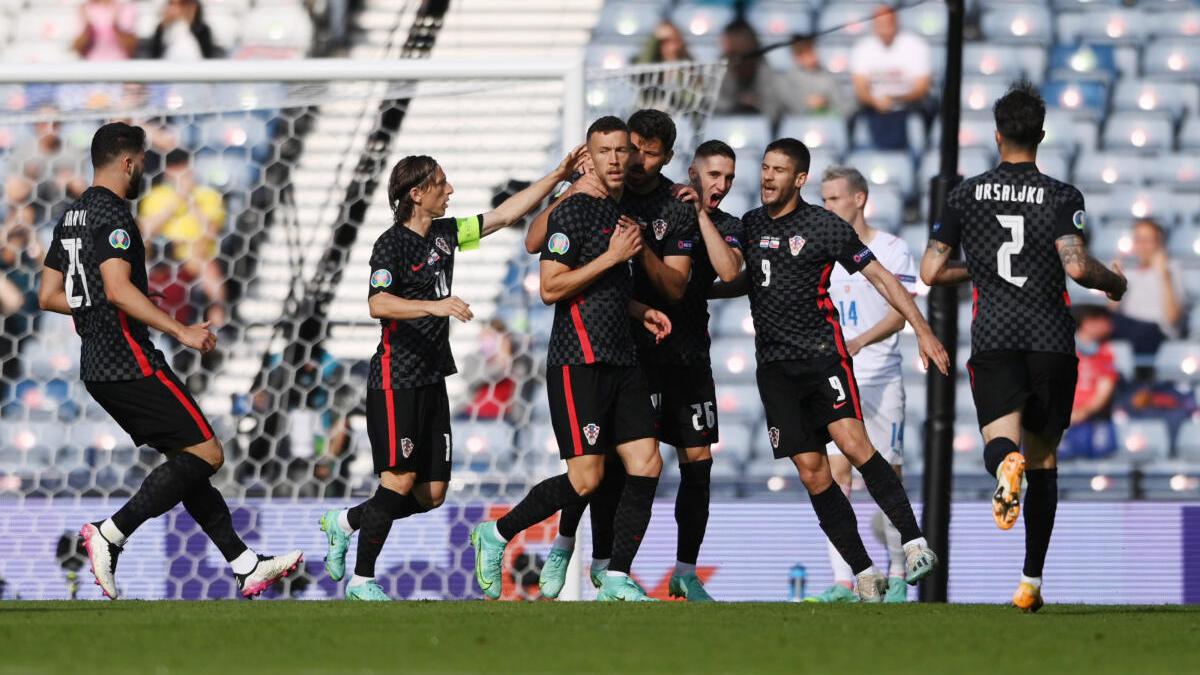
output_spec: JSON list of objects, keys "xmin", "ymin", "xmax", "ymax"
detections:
[{"xmin": 920, "ymin": 0, "xmax": 965, "ymax": 604}]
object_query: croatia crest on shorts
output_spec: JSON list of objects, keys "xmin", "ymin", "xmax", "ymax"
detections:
[
  {"xmin": 768, "ymin": 426, "xmax": 780, "ymax": 449},
  {"xmin": 583, "ymin": 423, "xmax": 601, "ymax": 446},
  {"xmin": 370, "ymin": 269, "xmax": 393, "ymax": 288},
  {"xmin": 435, "ymin": 236, "xmax": 451, "ymax": 254},
  {"xmin": 652, "ymin": 219, "xmax": 668, "ymax": 241},
  {"xmin": 789, "ymin": 235, "xmax": 805, "ymax": 256},
  {"xmin": 108, "ymin": 228, "xmax": 131, "ymax": 250},
  {"xmin": 401, "ymin": 437, "xmax": 415, "ymax": 459}
]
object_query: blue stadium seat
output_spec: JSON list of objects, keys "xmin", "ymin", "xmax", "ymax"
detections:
[
  {"xmin": 1036, "ymin": 147, "xmax": 1071, "ymax": 181},
  {"xmin": 1145, "ymin": 154, "xmax": 1200, "ymax": 190},
  {"xmin": 1048, "ymin": 44, "xmax": 1119, "ymax": 82},
  {"xmin": 1168, "ymin": 226, "xmax": 1200, "ymax": 260},
  {"xmin": 716, "ymin": 384, "xmax": 763, "ymax": 426},
  {"xmin": 451, "ymin": 420, "xmax": 515, "ymax": 472},
  {"xmin": 777, "ymin": 115, "xmax": 849, "ymax": 154},
  {"xmin": 980, "ymin": 4, "xmax": 1055, "ymax": 45},
  {"xmin": 1179, "ymin": 116, "xmax": 1200, "ymax": 151},
  {"xmin": 815, "ymin": 3, "xmax": 877, "ymax": 41},
  {"xmin": 1112, "ymin": 79, "xmax": 1200, "ymax": 119},
  {"xmin": 705, "ymin": 115, "xmax": 772, "ymax": 154},
  {"xmin": 918, "ymin": 146, "xmax": 994, "ymax": 188},
  {"xmin": 1080, "ymin": 223, "xmax": 1128, "ymax": 260},
  {"xmin": 905, "ymin": 1, "xmax": 950, "ymax": 43},
  {"xmin": 1041, "ymin": 79, "xmax": 1108, "ymax": 120},
  {"xmin": 712, "ymin": 297, "xmax": 755, "ymax": 339},
  {"xmin": 1115, "ymin": 419, "xmax": 1171, "ymax": 464},
  {"xmin": 1056, "ymin": 8, "xmax": 1147, "ymax": 45},
  {"xmin": 863, "ymin": 183, "xmax": 904, "ymax": 230},
  {"xmin": 960, "ymin": 76, "xmax": 1011, "ymax": 114},
  {"xmin": 710, "ymin": 336, "xmax": 757, "ymax": 384},
  {"xmin": 815, "ymin": 37, "xmax": 855, "ymax": 76},
  {"xmin": 746, "ymin": 3, "xmax": 815, "ymax": 44},
  {"xmin": 1146, "ymin": 5, "xmax": 1200, "ymax": 39},
  {"xmin": 711, "ymin": 422, "xmax": 752, "ymax": 466},
  {"xmin": 1101, "ymin": 111, "xmax": 1174, "ymax": 152},
  {"xmin": 585, "ymin": 40, "xmax": 641, "ymax": 70},
  {"xmin": 846, "ymin": 150, "xmax": 915, "ymax": 199},
  {"xmin": 1109, "ymin": 340, "xmax": 1135, "ymax": 382},
  {"xmin": 962, "ymin": 44, "xmax": 1047, "ymax": 83},
  {"xmin": 1042, "ymin": 109, "xmax": 1099, "ymax": 153},
  {"xmin": 1176, "ymin": 419, "xmax": 1200, "ymax": 463},
  {"xmin": 1143, "ymin": 39, "xmax": 1200, "ymax": 78},
  {"xmin": 1073, "ymin": 150, "xmax": 1146, "ymax": 190},
  {"xmin": 515, "ymin": 424, "xmax": 568, "ymax": 474},
  {"xmin": 1090, "ymin": 187, "xmax": 1182, "ymax": 228},
  {"xmin": 593, "ymin": 2, "xmax": 666, "ymax": 38},
  {"xmin": 670, "ymin": 3, "xmax": 736, "ymax": 39},
  {"xmin": 1155, "ymin": 341, "xmax": 1200, "ymax": 383}
]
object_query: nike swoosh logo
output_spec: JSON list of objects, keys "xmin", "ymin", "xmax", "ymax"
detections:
[
  {"xmin": 411, "ymin": 263, "xmax": 425, "ymax": 272},
  {"xmin": 833, "ymin": 401, "xmax": 848, "ymax": 409}
]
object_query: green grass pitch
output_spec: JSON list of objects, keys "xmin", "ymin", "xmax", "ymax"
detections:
[{"xmin": 2, "ymin": 601, "xmax": 1198, "ymax": 674}]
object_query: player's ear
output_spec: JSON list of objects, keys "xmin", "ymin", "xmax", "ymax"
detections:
[
  {"xmin": 795, "ymin": 171, "xmax": 808, "ymax": 190},
  {"xmin": 994, "ymin": 130, "xmax": 1004, "ymax": 150},
  {"xmin": 688, "ymin": 165, "xmax": 698, "ymax": 183},
  {"xmin": 854, "ymin": 191, "xmax": 867, "ymax": 210},
  {"xmin": 664, "ymin": 149, "xmax": 674, "ymax": 166}
]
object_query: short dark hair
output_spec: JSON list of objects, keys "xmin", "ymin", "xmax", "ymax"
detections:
[
  {"xmin": 764, "ymin": 137, "xmax": 811, "ymax": 174},
  {"xmin": 694, "ymin": 139, "xmax": 736, "ymax": 162},
  {"xmin": 164, "ymin": 148, "xmax": 190, "ymax": 168},
  {"xmin": 90, "ymin": 122, "xmax": 146, "ymax": 169},
  {"xmin": 587, "ymin": 115, "xmax": 630, "ymax": 139},
  {"xmin": 627, "ymin": 109, "xmax": 676, "ymax": 151},
  {"xmin": 388, "ymin": 155, "xmax": 439, "ymax": 224},
  {"xmin": 993, "ymin": 80, "xmax": 1045, "ymax": 150},
  {"xmin": 1073, "ymin": 304, "xmax": 1111, "ymax": 324}
]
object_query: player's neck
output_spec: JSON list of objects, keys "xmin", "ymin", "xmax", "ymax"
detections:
[
  {"xmin": 628, "ymin": 173, "xmax": 659, "ymax": 196},
  {"xmin": 999, "ymin": 148, "xmax": 1037, "ymax": 165},
  {"xmin": 765, "ymin": 196, "xmax": 800, "ymax": 220},
  {"xmin": 92, "ymin": 175, "xmax": 128, "ymax": 199},
  {"xmin": 853, "ymin": 218, "xmax": 876, "ymax": 244},
  {"xmin": 403, "ymin": 211, "xmax": 435, "ymax": 237}
]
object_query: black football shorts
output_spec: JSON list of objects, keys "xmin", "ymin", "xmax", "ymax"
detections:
[
  {"xmin": 366, "ymin": 381, "xmax": 452, "ymax": 481},
  {"xmin": 756, "ymin": 356, "xmax": 864, "ymax": 459},
  {"xmin": 648, "ymin": 362, "xmax": 719, "ymax": 449},
  {"xmin": 85, "ymin": 367, "xmax": 214, "ymax": 452},
  {"xmin": 967, "ymin": 350, "xmax": 1078, "ymax": 438},
  {"xmin": 546, "ymin": 364, "xmax": 656, "ymax": 460}
]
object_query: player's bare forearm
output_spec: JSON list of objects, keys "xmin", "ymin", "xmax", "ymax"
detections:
[
  {"xmin": 709, "ymin": 271, "xmax": 750, "ymax": 299},
  {"xmin": 103, "ymin": 274, "xmax": 186, "ymax": 339},
  {"xmin": 368, "ymin": 293, "xmax": 435, "ymax": 321},
  {"xmin": 628, "ymin": 299, "xmax": 651, "ymax": 321},
  {"xmin": 540, "ymin": 256, "xmax": 618, "ymax": 305},
  {"xmin": 486, "ymin": 173, "xmax": 565, "ymax": 239},
  {"xmin": 851, "ymin": 308, "xmax": 906, "ymax": 352},
  {"xmin": 865, "ymin": 261, "xmax": 934, "ymax": 336},
  {"xmin": 638, "ymin": 252, "xmax": 689, "ymax": 302},
  {"xmin": 524, "ymin": 194, "xmax": 564, "ymax": 254},
  {"xmin": 920, "ymin": 240, "xmax": 968, "ymax": 286},
  {"xmin": 1055, "ymin": 235, "xmax": 1126, "ymax": 298},
  {"xmin": 37, "ymin": 267, "xmax": 72, "ymax": 315},
  {"xmin": 698, "ymin": 210, "xmax": 743, "ymax": 282}
]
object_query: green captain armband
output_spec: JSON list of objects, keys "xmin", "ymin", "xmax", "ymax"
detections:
[{"xmin": 456, "ymin": 215, "xmax": 482, "ymax": 251}]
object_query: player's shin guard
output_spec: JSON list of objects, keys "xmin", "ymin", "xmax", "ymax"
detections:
[
  {"xmin": 609, "ymin": 475, "xmax": 659, "ymax": 574},
  {"xmin": 675, "ymin": 459, "xmax": 712, "ymax": 565},
  {"xmin": 111, "ymin": 451, "xmax": 215, "ymax": 536},
  {"xmin": 589, "ymin": 459, "xmax": 626, "ymax": 560},
  {"xmin": 353, "ymin": 487, "xmax": 425, "ymax": 578},
  {"xmin": 1022, "ymin": 468, "xmax": 1058, "ymax": 578},
  {"xmin": 984, "ymin": 437, "xmax": 1020, "ymax": 478},
  {"xmin": 809, "ymin": 482, "xmax": 873, "ymax": 575},
  {"xmin": 182, "ymin": 480, "xmax": 248, "ymax": 562},
  {"xmin": 497, "ymin": 474, "xmax": 585, "ymax": 541},
  {"xmin": 558, "ymin": 499, "xmax": 587, "ymax": 539},
  {"xmin": 858, "ymin": 452, "xmax": 922, "ymax": 543}
]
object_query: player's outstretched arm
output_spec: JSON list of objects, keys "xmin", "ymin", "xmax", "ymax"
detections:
[
  {"xmin": 1055, "ymin": 235, "xmax": 1127, "ymax": 302},
  {"xmin": 628, "ymin": 299, "xmax": 671, "ymax": 344},
  {"xmin": 708, "ymin": 270, "xmax": 750, "ymax": 299},
  {"xmin": 368, "ymin": 293, "xmax": 473, "ymax": 323},
  {"xmin": 861, "ymin": 260, "xmax": 949, "ymax": 375},
  {"xmin": 919, "ymin": 239, "xmax": 970, "ymax": 287},
  {"xmin": 485, "ymin": 144, "xmax": 587, "ymax": 242},
  {"xmin": 37, "ymin": 266, "xmax": 72, "ymax": 315},
  {"xmin": 523, "ymin": 165, "xmax": 605, "ymax": 254},
  {"xmin": 540, "ymin": 222, "xmax": 641, "ymax": 304},
  {"xmin": 99, "ymin": 258, "xmax": 216, "ymax": 353}
]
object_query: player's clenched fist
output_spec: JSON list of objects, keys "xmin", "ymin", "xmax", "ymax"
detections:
[
  {"xmin": 177, "ymin": 321, "xmax": 217, "ymax": 353},
  {"xmin": 430, "ymin": 296, "xmax": 474, "ymax": 322}
]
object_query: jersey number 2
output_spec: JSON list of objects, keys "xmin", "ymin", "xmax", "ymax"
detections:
[
  {"xmin": 62, "ymin": 238, "xmax": 93, "ymax": 308},
  {"xmin": 996, "ymin": 215, "xmax": 1028, "ymax": 288}
]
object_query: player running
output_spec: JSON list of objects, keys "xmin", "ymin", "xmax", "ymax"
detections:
[
  {"xmin": 38, "ymin": 122, "xmax": 302, "ymax": 600},
  {"xmin": 920, "ymin": 82, "xmax": 1126, "ymax": 612},
  {"xmin": 806, "ymin": 166, "xmax": 918, "ymax": 604},
  {"xmin": 317, "ymin": 144, "xmax": 585, "ymax": 601},
  {"xmin": 472, "ymin": 116, "xmax": 672, "ymax": 602},
  {"xmin": 738, "ymin": 138, "xmax": 948, "ymax": 602}
]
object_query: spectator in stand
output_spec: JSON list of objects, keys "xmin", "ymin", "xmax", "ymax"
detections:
[
  {"xmin": 1060, "ymin": 306, "xmax": 1119, "ymax": 460},
  {"xmin": 0, "ymin": 193, "xmax": 44, "ymax": 403},
  {"xmin": 778, "ymin": 35, "xmax": 848, "ymax": 117},
  {"xmin": 73, "ymin": 0, "xmax": 138, "ymax": 61},
  {"xmin": 1111, "ymin": 219, "xmax": 1187, "ymax": 365},
  {"xmin": 636, "ymin": 20, "xmax": 692, "ymax": 64},
  {"xmin": 138, "ymin": 148, "xmax": 228, "ymax": 325},
  {"xmin": 150, "ymin": 0, "xmax": 220, "ymax": 60},
  {"xmin": 714, "ymin": 18, "xmax": 783, "ymax": 121},
  {"xmin": 8, "ymin": 108, "xmax": 88, "ymax": 224},
  {"xmin": 459, "ymin": 319, "xmax": 526, "ymax": 421},
  {"xmin": 850, "ymin": 5, "xmax": 932, "ymax": 150}
]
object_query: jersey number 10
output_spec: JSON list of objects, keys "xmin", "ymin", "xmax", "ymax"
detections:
[{"xmin": 62, "ymin": 238, "xmax": 94, "ymax": 308}]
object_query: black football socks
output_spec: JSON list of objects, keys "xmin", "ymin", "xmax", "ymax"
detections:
[
  {"xmin": 675, "ymin": 459, "xmax": 712, "ymax": 566},
  {"xmin": 608, "ymin": 475, "xmax": 659, "ymax": 574},
  {"xmin": 859, "ymin": 451, "xmax": 923, "ymax": 543},
  {"xmin": 497, "ymin": 474, "xmax": 585, "ymax": 541},
  {"xmin": 181, "ymin": 480, "xmax": 248, "ymax": 562},
  {"xmin": 1022, "ymin": 468, "xmax": 1059, "ymax": 578},
  {"xmin": 588, "ymin": 460, "xmax": 626, "ymax": 560},
  {"xmin": 111, "ymin": 451, "xmax": 215, "ymax": 537},
  {"xmin": 984, "ymin": 437, "xmax": 1020, "ymax": 478},
  {"xmin": 354, "ymin": 486, "xmax": 428, "ymax": 578},
  {"xmin": 809, "ymin": 482, "xmax": 873, "ymax": 575},
  {"xmin": 557, "ymin": 499, "xmax": 587, "ymax": 539}
]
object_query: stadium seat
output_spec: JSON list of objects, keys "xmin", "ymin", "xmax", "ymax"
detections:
[
  {"xmin": 960, "ymin": 77, "xmax": 1011, "ymax": 114},
  {"xmin": 202, "ymin": 7, "xmax": 243, "ymax": 51},
  {"xmin": 815, "ymin": 4, "xmax": 877, "ymax": 41},
  {"xmin": 711, "ymin": 422, "xmax": 752, "ymax": 465},
  {"xmin": 777, "ymin": 115, "xmax": 848, "ymax": 154},
  {"xmin": 454, "ymin": 420, "xmax": 516, "ymax": 472},
  {"xmin": 1112, "ymin": 79, "xmax": 1199, "ymax": 119},
  {"xmin": 1109, "ymin": 340, "xmax": 1135, "ymax": 382},
  {"xmin": 1048, "ymin": 43, "xmax": 1120, "ymax": 84},
  {"xmin": 918, "ymin": 146, "xmax": 994, "ymax": 187},
  {"xmin": 1073, "ymin": 150, "xmax": 1146, "ymax": 190},
  {"xmin": 1176, "ymin": 419, "xmax": 1200, "ymax": 463},
  {"xmin": 1146, "ymin": 5, "xmax": 1200, "ymax": 39},
  {"xmin": 712, "ymin": 297, "xmax": 755, "ymax": 339},
  {"xmin": 1179, "ymin": 116, "xmax": 1200, "ymax": 151},
  {"xmin": 593, "ymin": 2, "xmax": 666, "ymax": 38},
  {"xmin": 846, "ymin": 150, "xmax": 915, "ymax": 199},
  {"xmin": 1056, "ymin": 8, "xmax": 1147, "ymax": 45},
  {"xmin": 1168, "ymin": 226, "xmax": 1200, "ymax": 260},
  {"xmin": 980, "ymin": 4, "xmax": 1055, "ymax": 45},
  {"xmin": 1146, "ymin": 154, "xmax": 1200, "ymax": 190},
  {"xmin": 14, "ymin": 8, "xmax": 82, "ymax": 48},
  {"xmin": 240, "ymin": 5, "xmax": 313, "ymax": 52},
  {"xmin": 585, "ymin": 40, "xmax": 642, "ymax": 69},
  {"xmin": 905, "ymin": 1, "xmax": 950, "ymax": 43},
  {"xmin": 716, "ymin": 384, "xmax": 764, "ymax": 426},
  {"xmin": 1042, "ymin": 79, "xmax": 1109, "ymax": 120},
  {"xmin": 1041, "ymin": 109, "xmax": 1099, "ymax": 153},
  {"xmin": 816, "ymin": 38, "xmax": 855, "ymax": 76},
  {"xmin": 1143, "ymin": 39, "xmax": 1200, "ymax": 78},
  {"xmin": 717, "ymin": 190, "xmax": 753, "ymax": 219},
  {"xmin": 1101, "ymin": 111, "xmax": 1174, "ymax": 153},
  {"xmin": 862, "ymin": 183, "xmax": 903, "ymax": 230},
  {"xmin": 710, "ymin": 336, "xmax": 757, "ymax": 384},
  {"xmin": 746, "ymin": 3, "xmax": 815, "ymax": 43},
  {"xmin": 1089, "ymin": 187, "xmax": 1182, "ymax": 228},
  {"xmin": 705, "ymin": 116, "xmax": 771, "ymax": 154},
  {"xmin": 1035, "ymin": 147, "xmax": 1071, "ymax": 181},
  {"xmin": 670, "ymin": 4, "xmax": 736, "ymax": 39},
  {"xmin": 1154, "ymin": 341, "xmax": 1200, "ymax": 383},
  {"xmin": 962, "ymin": 44, "xmax": 1047, "ymax": 83},
  {"xmin": 1115, "ymin": 419, "xmax": 1171, "ymax": 464}
]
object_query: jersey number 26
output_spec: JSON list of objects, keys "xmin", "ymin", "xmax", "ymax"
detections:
[{"xmin": 62, "ymin": 238, "xmax": 94, "ymax": 308}]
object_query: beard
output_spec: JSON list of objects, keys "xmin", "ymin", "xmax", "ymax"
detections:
[{"xmin": 125, "ymin": 166, "xmax": 145, "ymax": 199}]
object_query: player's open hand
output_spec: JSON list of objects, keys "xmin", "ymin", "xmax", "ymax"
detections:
[
  {"xmin": 674, "ymin": 185, "xmax": 702, "ymax": 212},
  {"xmin": 606, "ymin": 217, "xmax": 643, "ymax": 263},
  {"xmin": 430, "ymin": 296, "xmax": 474, "ymax": 322},
  {"xmin": 177, "ymin": 321, "xmax": 218, "ymax": 354},
  {"xmin": 1107, "ymin": 260, "xmax": 1128, "ymax": 302},
  {"xmin": 572, "ymin": 168, "xmax": 607, "ymax": 200},
  {"xmin": 556, "ymin": 144, "xmax": 588, "ymax": 182},
  {"xmin": 642, "ymin": 308, "xmax": 672, "ymax": 343},
  {"xmin": 917, "ymin": 330, "xmax": 950, "ymax": 376}
]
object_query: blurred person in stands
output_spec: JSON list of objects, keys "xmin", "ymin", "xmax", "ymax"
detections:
[
  {"xmin": 0, "ymin": 185, "xmax": 44, "ymax": 403},
  {"xmin": 1060, "ymin": 306, "xmax": 1118, "ymax": 460},
  {"xmin": 74, "ymin": 0, "xmax": 138, "ymax": 61},
  {"xmin": 1111, "ymin": 219, "xmax": 1186, "ymax": 365},
  {"xmin": 150, "ymin": 0, "xmax": 220, "ymax": 60},
  {"xmin": 458, "ymin": 319, "xmax": 534, "ymax": 421},
  {"xmin": 715, "ymin": 19, "xmax": 783, "ymax": 121},
  {"xmin": 138, "ymin": 149, "xmax": 228, "ymax": 325},
  {"xmin": 850, "ymin": 5, "xmax": 932, "ymax": 150},
  {"xmin": 637, "ymin": 20, "xmax": 692, "ymax": 64},
  {"xmin": 8, "ymin": 108, "xmax": 89, "ymax": 223},
  {"xmin": 779, "ymin": 35, "xmax": 848, "ymax": 117}
]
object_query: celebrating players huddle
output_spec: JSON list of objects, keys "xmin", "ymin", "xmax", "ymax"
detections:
[{"xmin": 44, "ymin": 82, "xmax": 1123, "ymax": 609}]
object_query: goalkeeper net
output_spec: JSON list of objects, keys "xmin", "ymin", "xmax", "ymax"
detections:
[{"xmin": 0, "ymin": 59, "xmax": 725, "ymax": 600}]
